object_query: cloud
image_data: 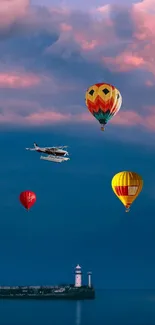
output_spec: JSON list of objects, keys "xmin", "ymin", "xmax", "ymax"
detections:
[
  {"xmin": 23, "ymin": 110, "xmax": 72, "ymax": 125},
  {"xmin": 0, "ymin": 0, "xmax": 29, "ymax": 30},
  {"xmin": 1, "ymin": 97, "xmax": 155, "ymax": 134},
  {"xmin": 145, "ymin": 80, "xmax": 154, "ymax": 87},
  {"xmin": 102, "ymin": 53, "xmax": 145, "ymax": 72},
  {"xmin": 0, "ymin": 0, "xmax": 154, "ymax": 139},
  {"xmin": 133, "ymin": 0, "xmax": 155, "ymax": 13},
  {"xmin": 25, "ymin": 111, "xmax": 94, "ymax": 125},
  {"xmin": 0, "ymin": 72, "xmax": 41, "ymax": 88},
  {"xmin": 0, "ymin": 102, "xmax": 94, "ymax": 126},
  {"xmin": 111, "ymin": 111, "xmax": 143, "ymax": 126},
  {"xmin": 111, "ymin": 108, "xmax": 155, "ymax": 133},
  {"xmin": 60, "ymin": 23, "xmax": 72, "ymax": 32}
]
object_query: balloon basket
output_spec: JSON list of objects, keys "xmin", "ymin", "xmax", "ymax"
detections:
[
  {"xmin": 101, "ymin": 126, "xmax": 105, "ymax": 131},
  {"xmin": 125, "ymin": 209, "xmax": 130, "ymax": 212}
]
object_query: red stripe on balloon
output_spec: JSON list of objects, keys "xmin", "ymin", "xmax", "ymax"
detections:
[{"xmin": 114, "ymin": 186, "xmax": 128, "ymax": 196}]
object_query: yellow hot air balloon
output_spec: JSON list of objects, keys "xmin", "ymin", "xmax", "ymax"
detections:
[{"xmin": 111, "ymin": 171, "xmax": 143, "ymax": 212}]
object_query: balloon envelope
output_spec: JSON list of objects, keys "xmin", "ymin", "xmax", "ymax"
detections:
[
  {"xmin": 111, "ymin": 171, "xmax": 143, "ymax": 212},
  {"xmin": 85, "ymin": 82, "xmax": 122, "ymax": 130},
  {"xmin": 19, "ymin": 191, "xmax": 36, "ymax": 210}
]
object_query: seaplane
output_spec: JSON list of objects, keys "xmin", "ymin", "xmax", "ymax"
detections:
[{"xmin": 26, "ymin": 142, "xmax": 70, "ymax": 163}]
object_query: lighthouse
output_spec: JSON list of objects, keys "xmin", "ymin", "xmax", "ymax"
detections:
[
  {"xmin": 87, "ymin": 272, "xmax": 92, "ymax": 288},
  {"xmin": 74, "ymin": 264, "xmax": 82, "ymax": 287}
]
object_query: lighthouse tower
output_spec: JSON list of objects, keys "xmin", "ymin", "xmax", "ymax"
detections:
[
  {"xmin": 87, "ymin": 272, "xmax": 92, "ymax": 288},
  {"xmin": 75, "ymin": 264, "xmax": 82, "ymax": 287}
]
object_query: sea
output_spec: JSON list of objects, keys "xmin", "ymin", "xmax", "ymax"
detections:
[{"xmin": 0, "ymin": 290, "xmax": 155, "ymax": 325}]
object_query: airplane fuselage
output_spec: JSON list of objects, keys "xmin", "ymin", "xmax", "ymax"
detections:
[{"xmin": 36, "ymin": 148, "xmax": 67, "ymax": 156}]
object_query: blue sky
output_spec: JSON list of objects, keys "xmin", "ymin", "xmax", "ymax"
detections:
[
  {"xmin": 0, "ymin": 127, "xmax": 155, "ymax": 290},
  {"xmin": 0, "ymin": 0, "xmax": 155, "ymax": 289}
]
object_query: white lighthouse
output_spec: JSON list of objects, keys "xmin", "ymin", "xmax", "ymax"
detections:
[
  {"xmin": 75, "ymin": 264, "xmax": 82, "ymax": 287},
  {"xmin": 87, "ymin": 272, "xmax": 92, "ymax": 288}
]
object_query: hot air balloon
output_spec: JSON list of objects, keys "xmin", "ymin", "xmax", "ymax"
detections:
[
  {"xmin": 111, "ymin": 171, "xmax": 143, "ymax": 212},
  {"xmin": 85, "ymin": 82, "xmax": 122, "ymax": 131},
  {"xmin": 19, "ymin": 190, "xmax": 36, "ymax": 211}
]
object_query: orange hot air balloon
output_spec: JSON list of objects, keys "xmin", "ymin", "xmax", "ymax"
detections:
[
  {"xmin": 85, "ymin": 82, "xmax": 122, "ymax": 131},
  {"xmin": 111, "ymin": 171, "xmax": 143, "ymax": 212},
  {"xmin": 19, "ymin": 191, "xmax": 36, "ymax": 211}
]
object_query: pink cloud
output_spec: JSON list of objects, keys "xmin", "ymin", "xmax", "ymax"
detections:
[
  {"xmin": 0, "ymin": 0, "xmax": 29, "ymax": 29},
  {"xmin": 100, "ymin": 3, "xmax": 155, "ymax": 75},
  {"xmin": 95, "ymin": 4, "xmax": 111, "ymax": 14},
  {"xmin": 6, "ymin": 0, "xmax": 154, "ymax": 79},
  {"xmin": 102, "ymin": 53, "xmax": 145, "ymax": 72},
  {"xmin": 18, "ymin": 111, "xmax": 94, "ymax": 126},
  {"xmin": 0, "ymin": 70, "xmax": 76, "ymax": 93},
  {"xmin": 131, "ymin": 1, "xmax": 155, "ymax": 63},
  {"xmin": 0, "ymin": 108, "xmax": 92, "ymax": 126},
  {"xmin": 0, "ymin": 99, "xmax": 155, "ymax": 134},
  {"xmin": 74, "ymin": 108, "xmax": 155, "ymax": 132},
  {"xmin": 133, "ymin": 0, "xmax": 155, "ymax": 13},
  {"xmin": 46, "ymin": 0, "xmax": 155, "ymax": 78},
  {"xmin": 1, "ymin": 0, "xmax": 155, "ymax": 80},
  {"xmin": 25, "ymin": 111, "xmax": 72, "ymax": 125},
  {"xmin": 111, "ymin": 111, "xmax": 143, "ymax": 126},
  {"xmin": 76, "ymin": 113, "xmax": 94, "ymax": 122},
  {"xmin": 72, "ymin": 22, "xmax": 115, "ymax": 53},
  {"xmin": 46, "ymin": 0, "xmax": 153, "ymax": 77},
  {"xmin": 43, "ymin": 4, "xmax": 115, "ymax": 56},
  {"xmin": 80, "ymin": 40, "xmax": 99, "ymax": 51},
  {"xmin": 99, "ymin": 0, "xmax": 155, "ymax": 75},
  {"xmin": 60, "ymin": 23, "xmax": 72, "ymax": 32},
  {"xmin": 0, "ymin": 72, "xmax": 41, "ymax": 88},
  {"xmin": 111, "ymin": 108, "xmax": 155, "ymax": 132},
  {"xmin": 146, "ymin": 115, "xmax": 155, "ymax": 131},
  {"xmin": 78, "ymin": 1, "xmax": 155, "ymax": 76},
  {"xmin": 1, "ymin": 0, "xmax": 155, "ymax": 137},
  {"xmin": 145, "ymin": 80, "xmax": 154, "ymax": 86}
]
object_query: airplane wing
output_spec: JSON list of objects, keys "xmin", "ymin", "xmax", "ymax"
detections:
[
  {"xmin": 45, "ymin": 146, "xmax": 68, "ymax": 150},
  {"xmin": 26, "ymin": 148, "xmax": 36, "ymax": 151},
  {"xmin": 45, "ymin": 147, "xmax": 57, "ymax": 150}
]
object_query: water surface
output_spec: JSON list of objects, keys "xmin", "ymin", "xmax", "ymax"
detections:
[{"xmin": 0, "ymin": 290, "xmax": 155, "ymax": 325}]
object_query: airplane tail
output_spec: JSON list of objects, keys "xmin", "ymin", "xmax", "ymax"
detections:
[
  {"xmin": 34, "ymin": 142, "xmax": 38, "ymax": 148},
  {"xmin": 26, "ymin": 142, "xmax": 38, "ymax": 151}
]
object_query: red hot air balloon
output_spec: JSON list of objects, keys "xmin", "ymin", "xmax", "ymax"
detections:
[{"xmin": 19, "ymin": 191, "xmax": 36, "ymax": 211}]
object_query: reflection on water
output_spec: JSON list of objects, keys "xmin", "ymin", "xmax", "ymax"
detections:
[
  {"xmin": 75, "ymin": 301, "xmax": 81, "ymax": 325},
  {"xmin": 1, "ymin": 291, "xmax": 155, "ymax": 325}
]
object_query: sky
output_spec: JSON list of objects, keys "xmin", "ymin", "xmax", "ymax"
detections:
[{"xmin": 0, "ymin": 0, "xmax": 155, "ymax": 290}]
